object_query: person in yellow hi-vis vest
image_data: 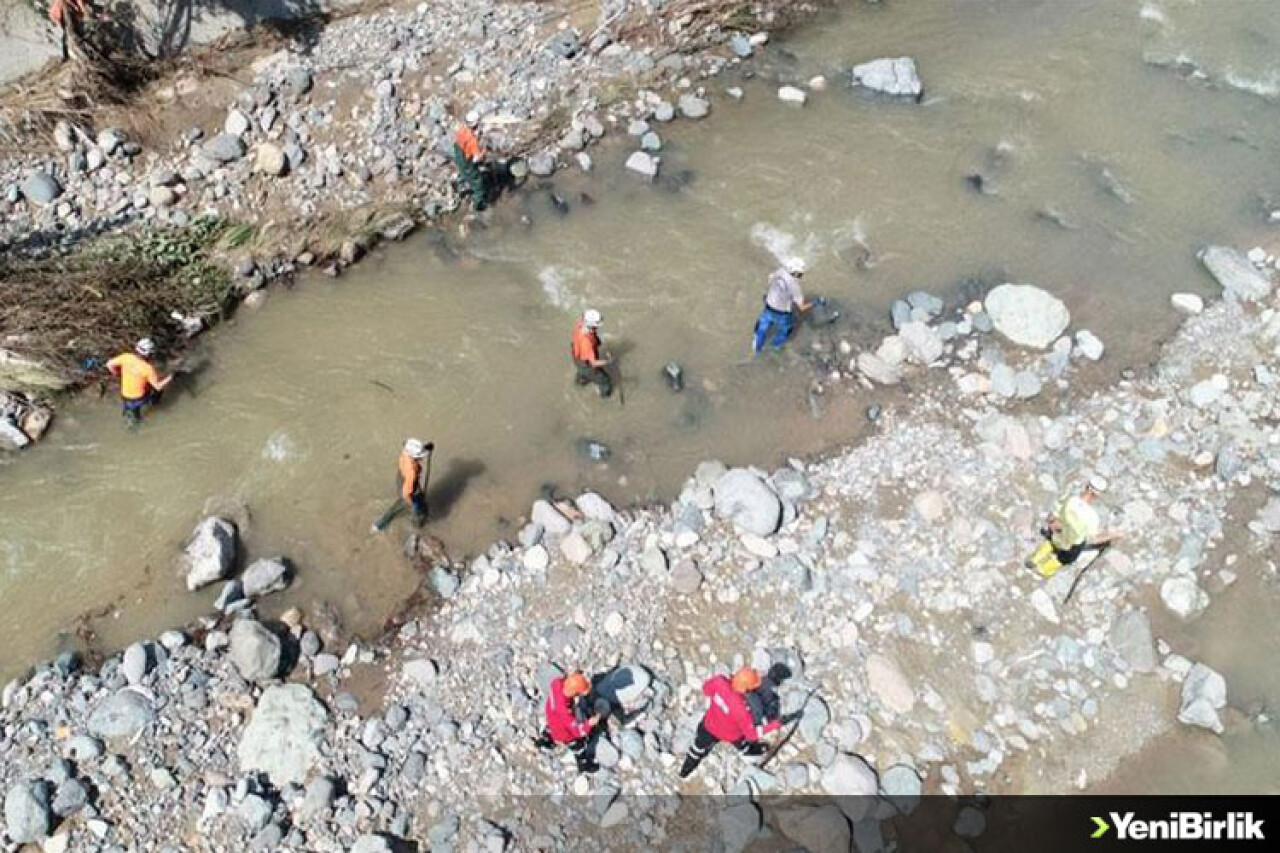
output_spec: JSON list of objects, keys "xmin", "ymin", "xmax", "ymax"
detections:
[{"xmin": 1027, "ymin": 477, "xmax": 1120, "ymax": 578}]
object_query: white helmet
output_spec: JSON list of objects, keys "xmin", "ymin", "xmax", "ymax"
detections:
[
  {"xmin": 583, "ymin": 309, "xmax": 602, "ymax": 328},
  {"xmin": 1086, "ymin": 475, "xmax": 1109, "ymax": 493},
  {"xmin": 404, "ymin": 438, "xmax": 427, "ymax": 459},
  {"xmin": 465, "ymin": 109, "xmax": 481, "ymax": 128},
  {"xmin": 786, "ymin": 257, "xmax": 807, "ymax": 276},
  {"xmin": 135, "ymin": 338, "xmax": 156, "ymax": 357}
]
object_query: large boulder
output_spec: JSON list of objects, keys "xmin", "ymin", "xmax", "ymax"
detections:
[
  {"xmin": 983, "ymin": 283, "xmax": 1071, "ymax": 349},
  {"xmin": 851, "ymin": 57, "xmax": 923, "ymax": 98},
  {"xmin": 1108, "ymin": 610, "xmax": 1156, "ymax": 673},
  {"xmin": 20, "ymin": 171, "xmax": 63, "ymax": 206},
  {"xmin": 241, "ymin": 557, "xmax": 290, "ymax": 598},
  {"xmin": 1177, "ymin": 663, "xmax": 1226, "ymax": 734},
  {"xmin": 857, "ymin": 352, "xmax": 902, "ymax": 385},
  {"xmin": 238, "ymin": 684, "xmax": 328, "ymax": 785},
  {"xmin": 713, "ymin": 469, "xmax": 782, "ymax": 536},
  {"xmin": 1198, "ymin": 245, "xmax": 1273, "ymax": 301},
  {"xmin": 183, "ymin": 517, "xmax": 237, "ymax": 591},
  {"xmin": 718, "ymin": 802, "xmax": 762, "ymax": 853},
  {"xmin": 821, "ymin": 753, "xmax": 878, "ymax": 823},
  {"xmin": 775, "ymin": 804, "xmax": 851, "ymax": 853},
  {"xmin": 1160, "ymin": 576, "xmax": 1209, "ymax": 619},
  {"xmin": 204, "ymin": 133, "xmax": 247, "ymax": 163},
  {"xmin": 229, "ymin": 619, "xmax": 282, "ymax": 682},
  {"xmin": 87, "ymin": 689, "xmax": 155, "ymax": 739},
  {"xmin": 4, "ymin": 781, "xmax": 51, "ymax": 844}
]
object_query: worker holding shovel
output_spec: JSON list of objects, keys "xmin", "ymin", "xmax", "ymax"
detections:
[{"xmin": 371, "ymin": 438, "xmax": 433, "ymax": 533}]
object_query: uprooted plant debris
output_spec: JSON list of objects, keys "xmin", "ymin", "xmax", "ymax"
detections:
[{"xmin": 0, "ymin": 215, "xmax": 238, "ymax": 380}]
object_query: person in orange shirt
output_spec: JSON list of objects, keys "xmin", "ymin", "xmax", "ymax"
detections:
[
  {"xmin": 372, "ymin": 438, "xmax": 433, "ymax": 532},
  {"xmin": 106, "ymin": 338, "xmax": 172, "ymax": 425},
  {"xmin": 571, "ymin": 309, "xmax": 613, "ymax": 398},
  {"xmin": 453, "ymin": 110, "xmax": 488, "ymax": 212}
]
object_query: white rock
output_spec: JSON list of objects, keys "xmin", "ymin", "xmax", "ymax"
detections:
[
  {"xmin": 984, "ymin": 284, "xmax": 1071, "ymax": 349},
  {"xmin": 898, "ymin": 321, "xmax": 943, "ymax": 364},
  {"xmin": 523, "ymin": 545, "xmax": 549, "ymax": 571},
  {"xmin": 182, "ymin": 517, "xmax": 237, "ymax": 591},
  {"xmin": 603, "ymin": 611, "xmax": 625, "ymax": 637},
  {"xmin": 559, "ymin": 532, "xmax": 593, "ymax": 565},
  {"xmin": 851, "ymin": 57, "xmax": 923, "ymax": 98},
  {"xmin": 1074, "ymin": 330, "xmax": 1105, "ymax": 361},
  {"xmin": 777, "ymin": 86, "xmax": 807, "ymax": 105},
  {"xmin": 740, "ymin": 533, "xmax": 778, "ymax": 559},
  {"xmin": 1160, "ymin": 576, "xmax": 1209, "ymax": 619},
  {"xmin": 1170, "ymin": 293, "xmax": 1204, "ymax": 315},
  {"xmin": 225, "ymin": 109, "xmax": 251, "ymax": 138},
  {"xmin": 1199, "ymin": 245, "xmax": 1273, "ymax": 301},
  {"xmin": 1030, "ymin": 587, "xmax": 1059, "ymax": 624},
  {"xmin": 531, "ymin": 500, "xmax": 572, "ymax": 535},
  {"xmin": 912, "ymin": 490, "xmax": 946, "ymax": 522},
  {"xmin": 625, "ymin": 150, "xmax": 659, "ymax": 180},
  {"xmin": 713, "ymin": 469, "xmax": 782, "ymax": 536},
  {"xmin": 574, "ymin": 492, "xmax": 616, "ymax": 522}
]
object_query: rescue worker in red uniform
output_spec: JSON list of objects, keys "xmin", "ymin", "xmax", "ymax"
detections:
[
  {"xmin": 679, "ymin": 667, "xmax": 781, "ymax": 778},
  {"xmin": 533, "ymin": 671, "xmax": 603, "ymax": 773}
]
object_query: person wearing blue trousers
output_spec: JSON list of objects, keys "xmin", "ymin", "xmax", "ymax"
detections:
[{"xmin": 752, "ymin": 258, "xmax": 813, "ymax": 353}]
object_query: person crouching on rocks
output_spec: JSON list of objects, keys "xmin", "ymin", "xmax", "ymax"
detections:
[
  {"xmin": 679, "ymin": 667, "xmax": 782, "ymax": 778},
  {"xmin": 1026, "ymin": 476, "xmax": 1120, "ymax": 578},
  {"xmin": 534, "ymin": 670, "xmax": 603, "ymax": 774}
]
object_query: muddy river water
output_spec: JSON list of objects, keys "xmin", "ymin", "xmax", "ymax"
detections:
[{"xmin": 3, "ymin": 0, "xmax": 1279, "ymax": 790}]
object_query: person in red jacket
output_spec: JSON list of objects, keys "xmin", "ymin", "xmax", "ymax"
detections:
[
  {"xmin": 679, "ymin": 667, "xmax": 781, "ymax": 779},
  {"xmin": 533, "ymin": 670, "xmax": 603, "ymax": 773}
]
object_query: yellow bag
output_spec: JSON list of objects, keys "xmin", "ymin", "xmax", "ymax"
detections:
[{"xmin": 1027, "ymin": 541, "xmax": 1063, "ymax": 578}]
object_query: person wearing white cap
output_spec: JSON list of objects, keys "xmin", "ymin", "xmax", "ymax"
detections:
[
  {"xmin": 753, "ymin": 258, "xmax": 814, "ymax": 354},
  {"xmin": 1027, "ymin": 476, "xmax": 1120, "ymax": 578},
  {"xmin": 372, "ymin": 438, "xmax": 435, "ymax": 532},
  {"xmin": 453, "ymin": 109, "xmax": 489, "ymax": 211},
  {"xmin": 571, "ymin": 309, "xmax": 613, "ymax": 398},
  {"xmin": 105, "ymin": 337, "xmax": 173, "ymax": 426}
]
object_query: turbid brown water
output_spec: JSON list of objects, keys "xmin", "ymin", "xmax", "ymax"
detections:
[{"xmin": 2, "ymin": 0, "xmax": 1279, "ymax": 787}]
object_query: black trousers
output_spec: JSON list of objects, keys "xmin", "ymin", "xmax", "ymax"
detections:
[
  {"xmin": 574, "ymin": 362, "xmax": 613, "ymax": 397},
  {"xmin": 679, "ymin": 722, "xmax": 763, "ymax": 777},
  {"xmin": 535, "ymin": 727, "xmax": 599, "ymax": 770}
]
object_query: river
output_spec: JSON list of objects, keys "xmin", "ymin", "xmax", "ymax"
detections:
[{"xmin": 2, "ymin": 0, "xmax": 1279, "ymax": 790}]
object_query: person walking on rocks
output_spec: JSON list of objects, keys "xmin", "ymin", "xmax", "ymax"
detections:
[
  {"xmin": 106, "ymin": 338, "xmax": 172, "ymax": 426},
  {"xmin": 372, "ymin": 439, "xmax": 433, "ymax": 532},
  {"xmin": 678, "ymin": 667, "xmax": 781, "ymax": 778},
  {"xmin": 453, "ymin": 110, "xmax": 489, "ymax": 212},
  {"xmin": 534, "ymin": 670, "xmax": 603, "ymax": 773},
  {"xmin": 752, "ymin": 258, "xmax": 813, "ymax": 354},
  {"xmin": 1027, "ymin": 476, "xmax": 1120, "ymax": 578},
  {"xmin": 571, "ymin": 309, "xmax": 613, "ymax": 398}
]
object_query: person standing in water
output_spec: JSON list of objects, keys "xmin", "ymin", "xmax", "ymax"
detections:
[{"xmin": 752, "ymin": 258, "xmax": 813, "ymax": 354}]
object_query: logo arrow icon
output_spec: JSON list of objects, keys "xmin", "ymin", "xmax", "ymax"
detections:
[{"xmin": 1091, "ymin": 816, "xmax": 1110, "ymax": 839}]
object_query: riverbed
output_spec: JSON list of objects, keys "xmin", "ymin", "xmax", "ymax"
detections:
[{"xmin": 2, "ymin": 0, "xmax": 1279, "ymax": 748}]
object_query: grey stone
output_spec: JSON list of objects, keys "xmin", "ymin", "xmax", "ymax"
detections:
[
  {"xmin": 852, "ymin": 57, "xmax": 923, "ymax": 98},
  {"xmin": 880, "ymin": 764, "xmax": 923, "ymax": 813},
  {"xmin": 1199, "ymin": 245, "xmax": 1273, "ymax": 301},
  {"xmin": 312, "ymin": 654, "xmax": 340, "ymax": 677},
  {"xmin": 898, "ymin": 321, "xmax": 943, "ymax": 364},
  {"xmin": 527, "ymin": 152, "xmax": 555, "ymax": 177},
  {"xmin": 640, "ymin": 131, "xmax": 662, "ymax": 152},
  {"xmin": 121, "ymin": 642, "xmax": 149, "ymax": 685},
  {"xmin": 678, "ymin": 95, "xmax": 710, "ymax": 118},
  {"xmin": 238, "ymin": 793, "xmax": 273, "ymax": 832},
  {"xmin": 1014, "ymin": 370, "xmax": 1043, "ymax": 399},
  {"xmin": 64, "ymin": 735, "xmax": 105, "ymax": 762},
  {"xmin": 719, "ymin": 802, "xmax": 762, "ymax": 853},
  {"xmin": 242, "ymin": 557, "xmax": 290, "ymax": 598},
  {"xmin": 531, "ymin": 499, "xmax": 571, "ymax": 535},
  {"xmin": 857, "ymin": 352, "xmax": 902, "ymax": 385},
  {"xmin": 984, "ymin": 284, "xmax": 1071, "ymax": 349},
  {"xmin": 297, "ymin": 777, "xmax": 336, "ymax": 821},
  {"xmin": 1075, "ymin": 329, "xmax": 1105, "ymax": 361},
  {"xmin": 215, "ymin": 579, "xmax": 245, "ymax": 611},
  {"xmin": 1178, "ymin": 663, "xmax": 1227, "ymax": 733},
  {"xmin": 204, "ymin": 134, "xmax": 247, "ymax": 163},
  {"xmin": 730, "ymin": 34, "xmax": 753, "ymax": 58},
  {"xmin": 821, "ymin": 753, "xmax": 878, "ymax": 797},
  {"xmin": 776, "ymin": 804, "xmax": 851, "ymax": 852},
  {"xmin": 653, "ymin": 102, "xmax": 675, "ymax": 122},
  {"xmin": 1160, "ymin": 575, "xmax": 1209, "ymax": 619},
  {"xmin": 955, "ymin": 806, "xmax": 987, "ymax": 837},
  {"xmin": 798, "ymin": 695, "xmax": 830, "ymax": 744},
  {"xmin": 183, "ymin": 517, "xmax": 237, "ymax": 591},
  {"xmin": 1214, "ymin": 444, "xmax": 1244, "ymax": 481},
  {"xmin": 625, "ymin": 150, "xmax": 659, "ymax": 180},
  {"xmin": 429, "ymin": 565, "xmax": 459, "ymax": 599},
  {"xmin": 670, "ymin": 559, "xmax": 703, "ymax": 594},
  {"xmin": 713, "ymin": 468, "xmax": 782, "ymax": 536},
  {"xmin": 229, "ymin": 619, "xmax": 282, "ymax": 682},
  {"xmin": 88, "ymin": 689, "xmax": 155, "ymax": 739},
  {"xmin": 51, "ymin": 778, "xmax": 89, "ymax": 818},
  {"xmin": 21, "ymin": 171, "xmax": 63, "ymax": 205},
  {"xmin": 4, "ymin": 781, "xmax": 51, "ymax": 844},
  {"xmin": 238, "ymin": 684, "xmax": 328, "ymax": 786},
  {"xmin": 1108, "ymin": 611, "xmax": 1156, "ymax": 673}
]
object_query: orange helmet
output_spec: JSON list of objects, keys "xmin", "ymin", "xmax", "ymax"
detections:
[
  {"xmin": 563, "ymin": 671, "xmax": 590, "ymax": 698},
  {"xmin": 731, "ymin": 667, "xmax": 761, "ymax": 693}
]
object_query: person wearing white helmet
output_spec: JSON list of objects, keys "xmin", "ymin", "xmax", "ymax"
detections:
[
  {"xmin": 105, "ymin": 337, "xmax": 172, "ymax": 426},
  {"xmin": 752, "ymin": 257, "xmax": 814, "ymax": 354},
  {"xmin": 372, "ymin": 438, "xmax": 436, "ymax": 532},
  {"xmin": 453, "ymin": 108, "xmax": 489, "ymax": 212},
  {"xmin": 571, "ymin": 309, "xmax": 613, "ymax": 398},
  {"xmin": 1027, "ymin": 475, "xmax": 1121, "ymax": 578}
]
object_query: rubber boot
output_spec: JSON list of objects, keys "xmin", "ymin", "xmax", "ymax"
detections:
[
  {"xmin": 532, "ymin": 731, "xmax": 554, "ymax": 750},
  {"xmin": 678, "ymin": 752, "xmax": 702, "ymax": 779}
]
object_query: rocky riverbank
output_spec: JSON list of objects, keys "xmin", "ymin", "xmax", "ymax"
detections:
[
  {"xmin": 3, "ymin": 247, "xmax": 1277, "ymax": 850},
  {"xmin": 0, "ymin": 0, "xmax": 827, "ymax": 395}
]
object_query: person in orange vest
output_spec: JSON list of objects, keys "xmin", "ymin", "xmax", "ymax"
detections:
[
  {"xmin": 678, "ymin": 666, "xmax": 782, "ymax": 778},
  {"xmin": 372, "ymin": 438, "xmax": 433, "ymax": 532},
  {"xmin": 533, "ymin": 670, "xmax": 603, "ymax": 773},
  {"xmin": 571, "ymin": 309, "xmax": 613, "ymax": 398},
  {"xmin": 453, "ymin": 110, "xmax": 488, "ymax": 212},
  {"xmin": 106, "ymin": 338, "xmax": 172, "ymax": 426}
]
